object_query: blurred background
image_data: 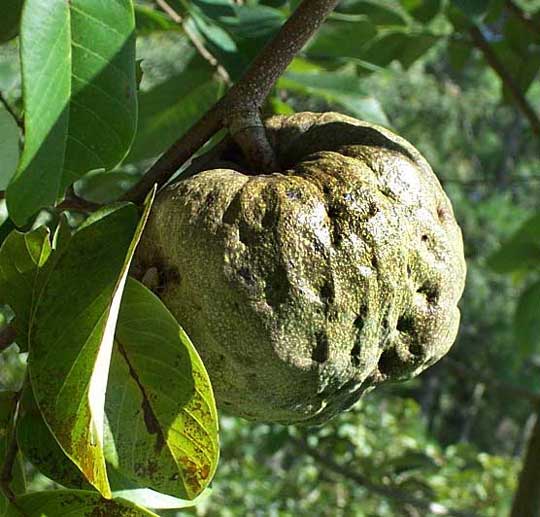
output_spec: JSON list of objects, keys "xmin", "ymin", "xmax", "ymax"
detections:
[{"xmin": 1, "ymin": 0, "xmax": 540, "ymax": 515}]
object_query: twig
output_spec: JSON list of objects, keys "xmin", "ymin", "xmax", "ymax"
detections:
[
  {"xmin": 505, "ymin": 0, "xmax": 538, "ymax": 35},
  {"xmin": 294, "ymin": 437, "xmax": 478, "ymax": 517},
  {"xmin": 122, "ymin": 0, "xmax": 340, "ymax": 204},
  {"xmin": 0, "ymin": 190, "xmax": 100, "ymax": 213},
  {"xmin": 0, "ymin": 325, "xmax": 17, "ymax": 352},
  {"xmin": 155, "ymin": 0, "xmax": 231, "ymax": 85},
  {"xmin": 444, "ymin": 357, "xmax": 540, "ymax": 406},
  {"xmin": 0, "ymin": 92, "xmax": 23, "ymax": 131},
  {"xmin": 469, "ymin": 25, "xmax": 540, "ymax": 137},
  {"xmin": 510, "ymin": 403, "xmax": 540, "ymax": 516}
]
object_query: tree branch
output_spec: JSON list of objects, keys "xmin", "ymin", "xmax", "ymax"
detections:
[
  {"xmin": 444, "ymin": 357, "xmax": 540, "ymax": 406},
  {"xmin": 0, "ymin": 191, "xmax": 100, "ymax": 213},
  {"xmin": 511, "ymin": 404, "xmax": 540, "ymax": 517},
  {"xmin": 122, "ymin": 0, "xmax": 340, "ymax": 204},
  {"xmin": 469, "ymin": 25, "xmax": 540, "ymax": 137},
  {"xmin": 294, "ymin": 437, "xmax": 479, "ymax": 517},
  {"xmin": 0, "ymin": 92, "xmax": 23, "ymax": 131},
  {"xmin": 505, "ymin": 0, "xmax": 538, "ymax": 35}
]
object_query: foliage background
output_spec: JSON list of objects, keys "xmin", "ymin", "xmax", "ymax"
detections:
[{"xmin": 1, "ymin": 0, "xmax": 540, "ymax": 515}]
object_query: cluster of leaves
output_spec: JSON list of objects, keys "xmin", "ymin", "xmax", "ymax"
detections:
[
  {"xmin": 0, "ymin": 1, "xmax": 224, "ymax": 514},
  {"xmin": 202, "ymin": 394, "xmax": 518, "ymax": 516},
  {"xmin": 0, "ymin": 0, "xmax": 539, "ymax": 515}
]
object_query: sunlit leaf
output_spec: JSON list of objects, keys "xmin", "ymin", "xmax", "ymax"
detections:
[
  {"xmin": 28, "ymin": 194, "xmax": 154, "ymax": 497},
  {"xmin": 0, "ymin": 106, "xmax": 20, "ymax": 190},
  {"xmin": 105, "ymin": 278, "xmax": 219, "ymax": 500},
  {"xmin": 6, "ymin": 0, "xmax": 138, "ymax": 226}
]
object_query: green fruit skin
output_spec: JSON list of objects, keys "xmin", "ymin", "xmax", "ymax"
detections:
[{"xmin": 136, "ymin": 112, "xmax": 466, "ymax": 425}]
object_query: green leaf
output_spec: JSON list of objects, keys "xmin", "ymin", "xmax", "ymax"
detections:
[
  {"xmin": 187, "ymin": 2, "xmax": 285, "ymax": 78},
  {"xmin": 0, "ymin": 392, "xmax": 25, "ymax": 514},
  {"xmin": 450, "ymin": 0, "xmax": 491, "ymax": 19},
  {"xmin": 401, "ymin": 0, "xmax": 442, "ymax": 23},
  {"xmin": 0, "ymin": 226, "xmax": 52, "ymax": 352},
  {"xmin": 0, "ymin": 0, "xmax": 23, "ymax": 43},
  {"xmin": 4, "ymin": 490, "xmax": 159, "ymax": 516},
  {"xmin": 220, "ymin": 5, "xmax": 285, "ymax": 73},
  {"xmin": 487, "ymin": 212, "xmax": 540, "ymax": 273},
  {"xmin": 6, "ymin": 0, "xmax": 138, "ymax": 226},
  {"xmin": 190, "ymin": 0, "xmax": 236, "ymax": 20},
  {"xmin": 189, "ymin": 6, "xmax": 237, "ymax": 52},
  {"xmin": 135, "ymin": 5, "xmax": 179, "ymax": 35},
  {"xmin": 279, "ymin": 63, "xmax": 389, "ymax": 125},
  {"xmin": 0, "ymin": 106, "xmax": 20, "ymax": 190},
  {"xmin": 111, "ymin": 488, "xmax": 209, "ymax": 510},
  {"xmin": 17, "ymin": 386, "xmax": 89, "ymax": 490},
  {"xmin": 447, "ymin": 39, "xmax": 473, "ymax": 71},
  {"xmin": 493, "ymin": 39, "xmax": 540, "ymax": 99},
  {"xmin": 362, "ymin": 30, "xmax": 438, "ymax": 68},
  {"xmin": 126, "ymin": 56, "xmax": 222, "ymax": 163},
  {"xmin": 105, "ymin": 278, "xmax": 219, "ymax": 500},
  {"xmin": 28, "ymin": 194, "xmax": 154, "ymax": 497},
  {"xmin": 337, "ymin": 1, "xmax": 408, "ymax": 26},
  {"xmin": 74, "ymin": 170, "xmax": 140, "ymax": 205},
  {"xmin": 514, "ymin": 281, "xmax": 540, "ymax": 357},
  {"xmin": 306, "ymin": 18, "xmax": 378, "ymax": 63}
]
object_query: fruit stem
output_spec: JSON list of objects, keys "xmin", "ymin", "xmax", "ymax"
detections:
[
  {"xmin": 122, "ymin": 0, "xmax": 340, "ymax": 203},
  {"xmin": 225, "ymin": 109, "xmax": 279, "ymax": 173}
]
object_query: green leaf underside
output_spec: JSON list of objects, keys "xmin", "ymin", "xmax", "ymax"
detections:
[
  {"xmin": 1, "ymin": 392, "xmax": 26, "ymax": 514},
  {"xmin": 0, "ymin": 107, "xmax": 20, "ymax": 190},
  {"xmin": 126, "ymin": 55, "xmax": 222, "ymax": 164},
  {"xmin": 487, "ymin": 212, "xmax": 540, "ymax": 274},
  {"xmin": 28, "ymin": 194, "xmax": 154, "ymax": 498},
  {"xmin": 6, "ymin": 0, "xmax": 137, "ymax": 226},
  {"xmin": 17, "ymin": 387, "xmax": 89, "ymax": 491},
  {"xmin": 105, "ymin": 278, "xmax": 219, "ymax": 500},
  {"xmin": 514, "ymin": 281, "xmax": 540, "ymax": 357},
  {"xmin": 4, "ymin": 490, "xmax": 159, "ymax": 517},
  {"xmin": 0, "ymin": 0, "xmax": 24, "ymax": 43},
  {"xmin": 0, "ymin": 226, "xmax": 52, "ymax": 352}
]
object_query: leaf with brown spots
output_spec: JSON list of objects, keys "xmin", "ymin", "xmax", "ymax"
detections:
[
  {"xmin": 3, "ymin": 490, "xmax": 159, "ymax": 516},
  {"xmin": 104, "ymin": 278, "xmax": 219, "ymax": 500},
  {"xmin": 28, "ymin": 192, "xmax": 155, "ymax": 498}
]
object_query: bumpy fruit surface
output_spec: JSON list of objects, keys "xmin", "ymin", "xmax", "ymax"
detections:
[{"xmin": 137, "ymin": 112, "xmax": 466, "ymax": 425}]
